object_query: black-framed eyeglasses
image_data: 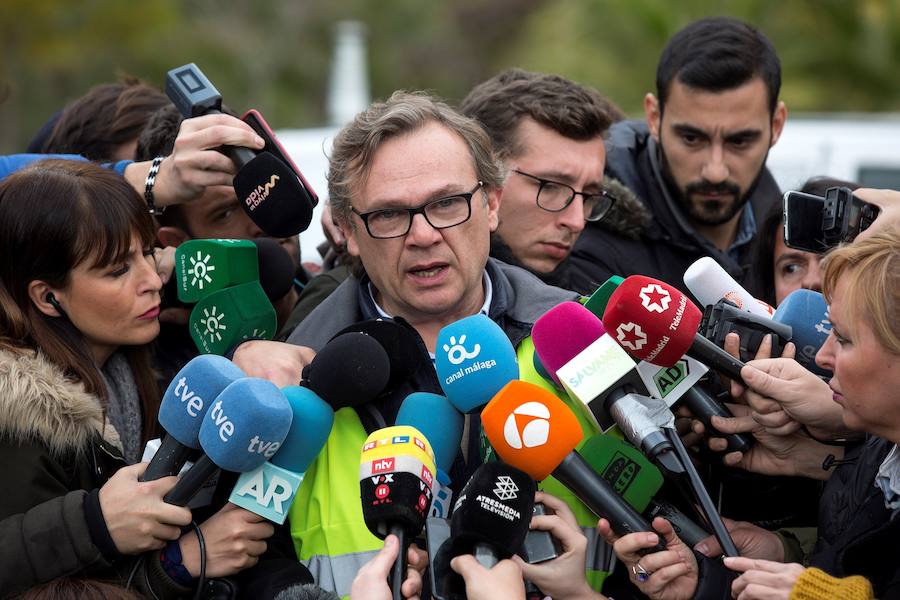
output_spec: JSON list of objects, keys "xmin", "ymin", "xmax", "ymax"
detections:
[
  {"xmin": 512, "ymin": 169, "xmax": 616, "ymax": 222},
  {"xmin": 351, "ymin": 182, "xmax": 483, "ymax": 239}
]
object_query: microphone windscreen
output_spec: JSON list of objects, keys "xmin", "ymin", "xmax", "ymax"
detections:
[
  {"xmin": 198, "ymin": 378, "xmax": 293, "ymax": 472},
  {"xmin": 434, "ymin": 314, "xmax": 519, "ymax": 413},
  {"xmin": 360, "ymin": 425, "xmax": 436, "ymax": 539},
  {"xmin": 481, "ymin": 380, "xmax": 583, "ymax": 481},
  {"xmin": 189, "ymin": 281, "xmax": 277, "ymax": 355},
  {"xmin": 175, "ymin": 239, "xmax": 259, "ymax": 303},
  {"xmin": 532, "ymin": 302, "xmax": 605, "ymax": 384},
  {"xmin": 306, "ymin": 332, "xmax": 391, "ymax": 408},
  {"xmin": 583, "ymin": 276, "xmax": 624, "ymax": 318},
  {"xmin": 450, "ymin": 462, "xmax": 535, "ymax": 559},
  {"xmin": 396, "ymin": 392, "xmax": 463, "ymax": 475},
  {"xmin": 158, "ymin": 355, "xmax": 246, "ymax": 448},
  {"xmin": 233, "ymin": 151, "xmax": 314, "ymax": 238},
  {"xmin": 577, "ymin": 433, "xmax": 664, "ymax": 513},
  {"xmin": 684, "ymin": 256, "xmax": 774, "ymax": 317},
  {"xmin": 603, "ymin": 275, "xmax": 702, "ymax": 367},
  {"xmin": 332, "ymin": 319, "xmax": 424, "ymax": 390},
  {"xmin": 773, "ymin": 289, "xmax": 832, "ymax": 376},
  {"xmin": 273, "ymin": 386, "xmax": 335, "ymax": 472},
  {"xmin": 254, "ymin": 237, "xmax": 296, "ymax": 301}
]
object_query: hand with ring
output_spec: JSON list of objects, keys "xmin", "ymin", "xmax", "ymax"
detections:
[{"xmin": 598, "ymin": 516, "xmax": 699, "ymax": 600}]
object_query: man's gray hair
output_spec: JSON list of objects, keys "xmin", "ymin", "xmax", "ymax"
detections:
[{"xmin": 327, "ymin": 90, "xmax": 505, "ymax": 226}]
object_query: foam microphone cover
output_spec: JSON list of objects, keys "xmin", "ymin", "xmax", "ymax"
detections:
[
  {"xmin": 274, "ymin": 386, "xmax": 335, "ymax": 472},
  {"xmin": 481, "ymin": 380, "xmax": 583, "ymax": 481},
  {"xmin": 174, "ymin": 238, "xmax": 259, "ymax": 303},
  {"xmin": 198, "ymin": 378, "xmax": 293, "ymax": 472},
  {"xmin": 434, "ymin": 314, "xmax": 519, "ymax": 413},
  {"xmin": 332, "ymin": 319, "xmax": 423, "ymax": 390},
  {"xmin": 773, "ymin": 289, "xmax": 832, "ymax": 377},
  {"xmin": 305, "ymin": 332, "xmax": 391, "ymax": 409},
  {"xmin": 359, "ymin": 425, "xmax": 436, "ymax": 539},
  {"xmin": 254, "ymin": 237, "xmax": 297, "ymax": 301},
  {"xmin": 532, "ymin": 302, "xmax": 605, "ymax": 384},
  {"xmin": 189, "ymin": 281, "xmax": 277, "ymax": 355},
  {"xmin": 684, "ymin": 256, "xmax": 774, "ymax": 317},
  {"xmin": 396, "ymin": 392, "xmax": 463, "ymax": 475},
  {"xmin": 583, "ymin": 276, "xmax": 624, "ymax": 318},
  {"xmin": 157, "ymin": 355, "xmax": 246, "ymax": 449},
  {"xmin": 603, "ymin": 275, "xmax": 702, "ymax": 367},
  {"xmin": 233, "ymin": 151, "xmax": 314, "ymax": 238},
  {"xmin": 449, "ymin": 462, "xmax": 535, "ymax": 559}
]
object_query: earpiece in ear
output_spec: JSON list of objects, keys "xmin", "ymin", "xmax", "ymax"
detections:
[{"xmin": 45, "ymin": 292, "xmax": 67, "ymax": 318}]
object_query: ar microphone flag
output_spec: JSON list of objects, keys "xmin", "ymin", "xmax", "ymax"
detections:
[
  {"xmin": 174, "ymin": 239, "xmax": 259, "ymax": 303},
  {"xmin": 360, "ymin": 425, "xmax": 436, "ymax": 600},
  {"xmin": 603, "ymin": 275, "xmax": 746, "ymax": 382},
  {"xmin": 143, "ymin": 355, "xmax": 246, "ymax": 481},
  {"xmin": 683, "ymin": 256, "xmax": 775, "ymax": 317},
  {"xmin": 481, "ymin": 380, "xmax": 663, "ymax": 549},
  {"xmin": 189, "ymin": 281, "xmax": 277, "ymax": 355},
  {"xmin": 774, "ymin": 289, "xmax": 832, "ymax": 377},
  {"xmin": 230, "ymin": 386, "xmax": 334, "ymax": 523},
  {"xmin": 434, "ymin": 314, "xmax": 519, "ymax": 414},
  {"xmin": 165, "ymin": 378, "xmax": 292, "ymax": 506}
]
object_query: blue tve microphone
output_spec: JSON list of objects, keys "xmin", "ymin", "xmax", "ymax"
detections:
[
  {"xmin": 165, "ymin": 378, "xmax": 293, "ymax": 506},
  {"xmin": 396, "ymin": 392, "xmax": 464, "ymax": 518},
  {"xmin": 773, "ymin": 289, "xmax": 832, "ymax": 377},
  {"xmin": 435, "ymin": 314, "xmax": 519, "ymax": 413},
  {"xmin": 229, "ymin": 386, "xmax": 334, "ymax": 523},
  {"xmin": 143, "ymin": 355, "xmax": 246, "ymax": 481}
]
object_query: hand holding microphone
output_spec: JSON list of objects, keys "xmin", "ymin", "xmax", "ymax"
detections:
[
  {"xmin": 179, "ymin": 502, "xmax": 274, "ymax": 578},
  {"xmin": 349, "ymin": 534, "xmax": 428, "ymax": 600}
]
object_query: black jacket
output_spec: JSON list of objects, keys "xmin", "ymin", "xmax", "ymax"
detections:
[{"xmin": 569, "ymin": 120, "xmax": 781, "ymax": 298}]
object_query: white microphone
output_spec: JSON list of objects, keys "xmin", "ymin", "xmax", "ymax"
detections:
[{"xmin": 683, "ymin": 256, "xmax": 774, "ymax": 317}]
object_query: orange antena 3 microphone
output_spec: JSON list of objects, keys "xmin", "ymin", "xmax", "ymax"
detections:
[{"xmin": 482, "ymin": 381, "xmax": 664, "ymax": 550}]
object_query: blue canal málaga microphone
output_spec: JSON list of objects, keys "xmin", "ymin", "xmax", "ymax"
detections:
[
  {"xmin": 164, "ymin": 378, "xmax": 293, "ymax": 506},
  {"xmin": 229, "ymin": 386, "xmax": 335, "ymax": 523},
  {"xmin": 143, "ymin": 355, "xmax": 246, "ymax": 481}
]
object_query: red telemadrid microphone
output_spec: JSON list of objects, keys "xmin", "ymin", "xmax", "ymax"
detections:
[{"xmin": 602, "ymin": 275, "xmax": 746, "ymax": 382}]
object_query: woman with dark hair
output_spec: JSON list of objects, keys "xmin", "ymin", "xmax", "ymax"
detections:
[
  {"xmin": 0, "ymin": 160, "xmax": 275, "ymax": 598},
  {"xmin": 749, "ymin": 176, "xmax": 859, "ymax": 306}
]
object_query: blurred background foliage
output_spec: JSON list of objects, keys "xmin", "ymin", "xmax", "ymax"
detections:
[{"xmin": 2, "ymin": 0, "xmax": 899, "ymax": 152}]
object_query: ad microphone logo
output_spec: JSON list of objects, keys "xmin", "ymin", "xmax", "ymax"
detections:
[
  {"xmin": 639, "ymin": 283, "xmax": 671, "ymax": 313},
  {"xmin": 616, "ymin": 322, "xmax": 648, "ymax": 352},
  {"xmin": 493, "ymin": 476, "xmax": 519, "ymax": 500},
  {"xmin": 442, "ymin": 334, "xmax": 481, "ymax": 365},
  {"xmin": 503, "ymin": 402, "xmax": 551, "ymax": 449}
]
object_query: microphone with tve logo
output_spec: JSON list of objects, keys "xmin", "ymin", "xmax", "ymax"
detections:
[
  {"xmin": 481, "ymin": 380, "xmax": 664, "ymax": 550},
  {"xmin": 396, "ymin": 392, "xmax": 463, "ymax": 519},
  {"xmin": 165, "ymin": 378, "xmax": 292, "ymax": 506},
  {"xmin": 435, "ymin": 314, "xmax": 519, "ymax": 413},
  {"xmin": 229, "ymin": 386, "xmax": 334, "ymax": 523},
  {"xmin": 165, "ymin": 63, "xmax": 316, "ymax": 237},
  {"xmin": 142, "ymin": 355, "xmax": 246, "ymax": 481},
  {"xmin": 360, "ymin": 425, "xmax": 436, "ymax": 600},
  {"xmin": 773, "ymin": 289, "xmax": 832, "ymax": 377}
]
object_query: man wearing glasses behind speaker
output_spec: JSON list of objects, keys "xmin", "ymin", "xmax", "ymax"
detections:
[{"xmin": 461, "ymin": 68, "xmax": 646, "ymax": 292}]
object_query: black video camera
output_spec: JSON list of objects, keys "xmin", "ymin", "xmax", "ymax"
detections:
[{"xmin": 783, "ymin": 186, "xmax": 879, "ymax": 253}]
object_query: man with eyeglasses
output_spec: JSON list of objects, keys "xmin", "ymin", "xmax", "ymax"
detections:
[
  {"xmin": 460, "ymin": 69, "xmax": 637, "ymax": 291},
  {"xmin": 231, "ymin": 91, "xmax": 592, "ymax": 597}
]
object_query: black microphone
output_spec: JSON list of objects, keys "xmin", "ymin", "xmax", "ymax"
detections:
[
  {"xmin": 331, "ymin": 319, "xmax": 424, "ymax": 391},
  {"xmin": 302, "ymin": 331, "xmax": 391, "ymax": 409},
  {"xmin": 254, "ymin": 237, "xmax": 297, "ymax": 302},
  {"xmin": 165, "ymin": 63, "xmax": 314, "ymax": 237}
]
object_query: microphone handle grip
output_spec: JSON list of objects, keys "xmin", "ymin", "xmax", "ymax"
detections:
[
  {"xmin": 141, "ymin": 435, "xmax": 193, "ymax": 481},
  {"xmin": 389, "ymin": 523, "xmax": 407, "ymax": 600},
  {"xmin": 554, "ymin": 452, "xmax": 664, "ymax": 553},
  {"xmin": 163, "ymin": 456, "xmax": 219, "ymax": 506},
  {"xmin": 473, "ymin": 542, "xmax": 499, "ymax": 569},
  {"xmin": 689, "ymin": 334, "xmax": 745, "ymax": 382},
  {"xmin": 206, "ymin": 108, "xmax": 257, "ymax": 168},
  {"xmin": 682, "ymin": 387, "xmax": 753, "ymax": 454}
]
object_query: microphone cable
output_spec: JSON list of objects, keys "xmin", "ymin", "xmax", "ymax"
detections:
[{"xmin": 124, "ymin": 520, "xmax": 207, "ymax": 600}]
